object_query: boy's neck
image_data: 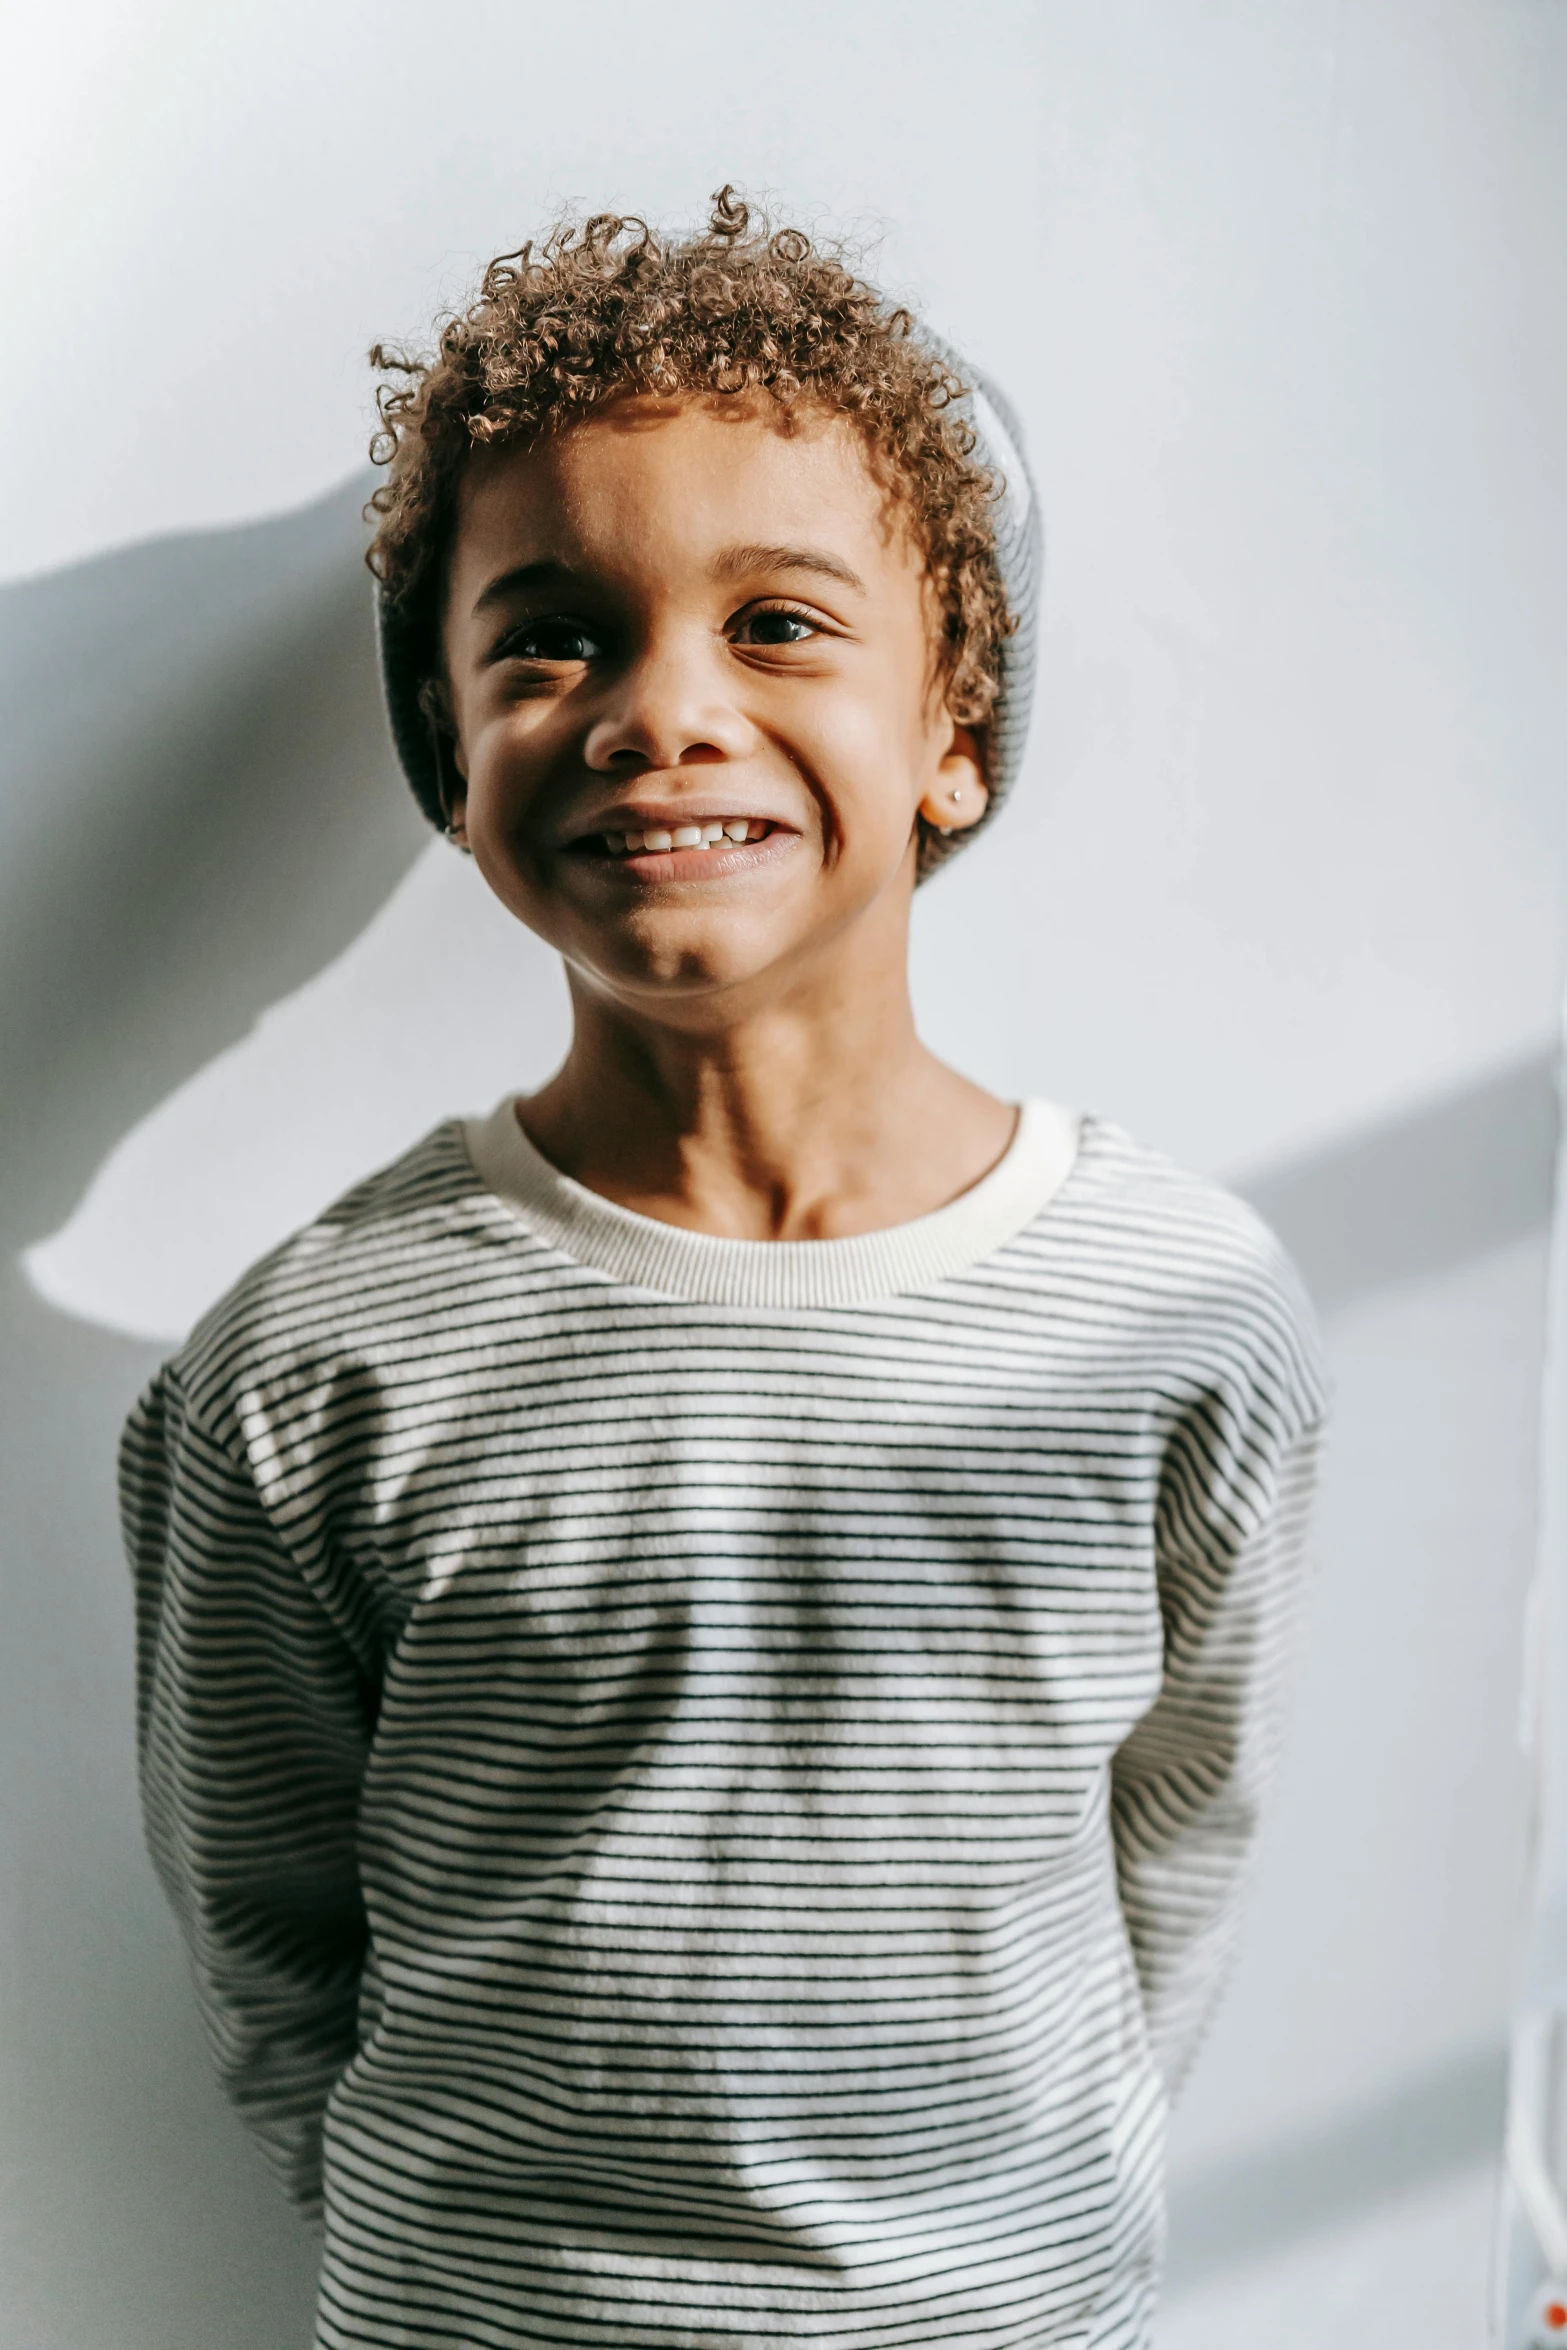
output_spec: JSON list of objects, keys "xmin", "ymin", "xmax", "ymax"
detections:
[{"xmin": 518, "ymin": 963, "xmax": 1016, "ymax": 1244}]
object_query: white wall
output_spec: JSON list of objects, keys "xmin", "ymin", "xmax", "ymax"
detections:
[{"xmin": 3, "ymin": 5, "xmax": 1565, "ymax": 2344}]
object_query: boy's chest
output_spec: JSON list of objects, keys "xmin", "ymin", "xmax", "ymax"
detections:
[{"xmin": 290, "ymin": 1315, "xmax": 1173, "ymax": 1741}]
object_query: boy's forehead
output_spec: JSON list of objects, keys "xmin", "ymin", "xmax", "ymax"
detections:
[{"xmin": 448, "ymin": 396, "xmax": 911, "ymax": 593}]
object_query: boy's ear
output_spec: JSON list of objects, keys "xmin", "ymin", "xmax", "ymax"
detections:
[
  {"xmin": 436, "ymin": 767, "xmax": 470, "ymax": 849},
  {"xmin": 418, "ymin": 672, "xmax": 472, "ymax": 848},
  {"xmin": 441, "ymin": 762, "xmax": 470, "ymax": 850},
  {"xmin": 917, "ymin": 723, "xmax": 989, "ymax": 836}
]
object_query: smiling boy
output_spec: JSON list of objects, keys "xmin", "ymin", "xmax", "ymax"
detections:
[{"xmin": 122, "ymin": 195, "xmax": 1326, "ymax": 2350}]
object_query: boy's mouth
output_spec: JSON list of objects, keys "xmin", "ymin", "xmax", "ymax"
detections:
[
  {"xmin": 597, "ymin": 819, "xmax": 774, "ymax": 857},
  {"xmin": 560, "ymin": 815, "xmax": 795, "ymax": 880}
]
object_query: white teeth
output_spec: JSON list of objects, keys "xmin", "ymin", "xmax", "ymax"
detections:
[{"xmin": 604, "ymin": 819, "xmax": 771, "ymax": 855}]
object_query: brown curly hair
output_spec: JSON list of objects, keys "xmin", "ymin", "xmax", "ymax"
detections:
[{"xmin": 365, "ymin": 190, "xmax": 1014, "ymax": 792}]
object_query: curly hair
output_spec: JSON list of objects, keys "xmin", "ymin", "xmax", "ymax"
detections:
[{"xmin": 365, "ymin": 190, "xmax": 1015, "ymax": 815}]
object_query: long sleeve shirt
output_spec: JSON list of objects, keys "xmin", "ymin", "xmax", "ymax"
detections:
[{"xmin": 119, "ymin": 1099, "xmax": 1326, "ymax": 2350}]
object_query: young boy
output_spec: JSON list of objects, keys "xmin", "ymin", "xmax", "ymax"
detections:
[{"xmin": 122, "ymin": 192, "xmax": 1326, "ymax": 2349}]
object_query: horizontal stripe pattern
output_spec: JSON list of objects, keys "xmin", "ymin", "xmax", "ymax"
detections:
[{"xmin": 120, "ymin": 1111, "xmax": 1325, "ymax": 2350}]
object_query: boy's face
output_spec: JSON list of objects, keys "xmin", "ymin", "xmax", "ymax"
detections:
[{"xmin": 441, "ymin": 394, "xmax": 986, "ymax": 1025}]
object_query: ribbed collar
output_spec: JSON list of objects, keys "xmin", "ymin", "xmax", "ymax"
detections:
[{"xmin": 462, "ymin": 1097, "xmax": 1081, "ymax": 1308}]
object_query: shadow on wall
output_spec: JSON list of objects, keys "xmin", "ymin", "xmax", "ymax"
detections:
[
  {"xmin": 0, "ymin": 474, "xmax": 427, "ymax": 1253},
  {"xmin": 0, "ymin": 482, "xmax": 1560, "ymax": 2346},
  {"xmin": 0, "ymin": 482, "xmax": 430, "ymax": 2349},
  {"xmin": 1239, "ymin": 1057, "xmax": 1561, "ymax": 1318}
]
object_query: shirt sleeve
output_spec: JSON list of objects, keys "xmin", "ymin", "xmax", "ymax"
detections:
[
  {"xmin": 119, "ymin": 1366, "xmax": 376, "ymax": 2218},
  {"xmin": 1110, "ymin": 1407, "xmax": 1325, "ymax": 2103}
]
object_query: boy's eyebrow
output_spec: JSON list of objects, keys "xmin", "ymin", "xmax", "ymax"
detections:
[
  {"xmin": 470, "ymin": 544, "xmax": 867, "ymax": 618},
  {"xmin": 472, "ymin": 559, "xmax": 584, "ymax": 615},
  {"xmin": 716, "ymin": 543, "xmax": 866, "ymax": 592}
]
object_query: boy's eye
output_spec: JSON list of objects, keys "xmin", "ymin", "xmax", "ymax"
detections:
[
  {"xmin": 499, "ymin": 618, "xmax": 604, "ymax": 662},
  {"xmin": 733, "ymin": 608, "xmax": 819, "ymax": 647}
]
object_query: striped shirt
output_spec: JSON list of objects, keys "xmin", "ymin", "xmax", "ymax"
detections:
[{"xmin": 120, "ymin": 1099, "xmax": 1326, "ymax": 2350}]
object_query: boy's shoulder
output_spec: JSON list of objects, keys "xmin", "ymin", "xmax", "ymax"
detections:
[
  {"xmin": 1061, "ymin": 1114, "xmax": 1304, "ymax": 1281},
  {"xmin": 1025, "ymin": 1112, "xmax": 1328, "ymax": 1430},
  {"xmin": 167, "ymin": 1117, "xmax": 496, "ymax": 1414}
]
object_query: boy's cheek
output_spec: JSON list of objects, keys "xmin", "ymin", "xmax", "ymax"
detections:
[{"xmin": 461, "ymin": 733, "xmax": 558, "ymax": 843}]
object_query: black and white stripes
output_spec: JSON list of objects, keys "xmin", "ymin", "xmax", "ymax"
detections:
[{"xmin": 121, "ymin": 1104, "xmax": 1325, "ymax": 2349}]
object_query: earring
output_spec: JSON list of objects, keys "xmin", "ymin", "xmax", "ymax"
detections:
[
  {"xmin": 443, "ymin": 823, "xmax": 472, "ymax": 857},
  {"xmin": 949, "ymin": 786, "xmax": 965, "ymax": 803}
]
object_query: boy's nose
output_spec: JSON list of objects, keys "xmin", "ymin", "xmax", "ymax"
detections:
[{"xmin": 582, "ymin": 640, "xmax": 753, "ymax": 773}]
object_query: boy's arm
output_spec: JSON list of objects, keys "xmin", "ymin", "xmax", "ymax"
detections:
[
  {"xmin": 120, "ymin": 1367, "xmax": 375, "ymax": 2219},
  {"xmin": 1110, "ymin": 1414, "xmax": 1324, "ymax": 2103}
]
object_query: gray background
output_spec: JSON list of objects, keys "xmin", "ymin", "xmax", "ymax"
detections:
[{"xmin": 4, "ymin": 3, "xmax": 1566, "ymax": 2342}]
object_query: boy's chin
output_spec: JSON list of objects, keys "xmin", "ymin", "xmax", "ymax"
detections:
[
  {"xmin": 585, "ymin": 933, "xmax": 805, "ymax": 1010},
  {"xmin": 565, "ymin": 905, "xmax": 844, "ymax": 1018},
  {"xmin": 516, "ymin": 847, "xmax": 913, "ymax": 1019}
]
